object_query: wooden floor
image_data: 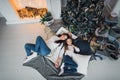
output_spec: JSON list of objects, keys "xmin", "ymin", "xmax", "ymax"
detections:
[
  {"xmin": 0, "ymin": 23, "xmax": 47, "ymax": 80},
  {"xmin": 0, "ymin": 22, "xmax": 120, "ymax": 80}
]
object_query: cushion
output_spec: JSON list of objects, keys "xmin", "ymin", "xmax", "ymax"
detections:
[
  {"xmin": 72, "ymin": 53, "xmax": 91, "ymax": 75},
  {"xmin": 23, "ymin": 56, "xmax": 84, "ymax": 80},
  {"xmin": 48, "ymin": 73, "xmax": 84, "ymax": 80},
  {"xmin": 73, "ymin": 37, "xmax": 92, "ymax": 55},
  {"xmin": 56, "ymin": 27, "xmax": 77, "ymax": 39}
]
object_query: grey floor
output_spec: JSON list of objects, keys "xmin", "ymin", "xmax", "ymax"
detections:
[{"xmin": 0, "ymin": 22, "xmax": 120, "ymax": 80}]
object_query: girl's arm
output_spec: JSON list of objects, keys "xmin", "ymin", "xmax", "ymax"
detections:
[
  {"xmin": 55, "ymin": 56, "xmax": 62, "ymax": 68},
  {"xmin": 72, "ymin": 45, "xmax": 80, "ymax": 52},
  {"xmin": 55, "ymin": 46, "xmax": 64, "ymax": 68}
]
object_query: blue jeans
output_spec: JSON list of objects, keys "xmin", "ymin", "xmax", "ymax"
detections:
[
  {"xmin": 63, "ymin": 55, "xmax": 78, "ymax": 73},
  {"xmin": 64, "ymin": 55, "xmax": 78, "ymax": 68},
  {"xmin": 25, "ymin": 36, "xmax": 51, "ymax": 56}
]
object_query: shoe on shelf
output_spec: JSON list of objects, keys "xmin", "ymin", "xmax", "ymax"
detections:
[{"xmin": 23, "ymin": 52, "xmax": 37, "ymax": 64}]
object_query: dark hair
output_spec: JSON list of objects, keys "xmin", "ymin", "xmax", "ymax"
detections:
[
  {"xmin": 64, "ymin": 38, "xmax": 79, "ymax": 54},
  {"xmin": 54, "ymin": 33, "xmax": 71, "ymax": 46},
  {"xmin": 64, "ymin": 38, "xmax": 72, "ymax": 53},
  {"xmin": 56, "ymin": 33, "xmax": 70, "ymax": 38}
]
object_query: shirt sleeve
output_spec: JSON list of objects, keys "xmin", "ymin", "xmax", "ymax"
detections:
[
  {"xmin": 46, "ymin": 36, "xmax": 59, "ymax": 50},
  {"xmin": 58, "ymin": 46, "xmax": 64, "ymax": 59},
  {"xmin": 74, "ymin": 46, "xmax": 80, "ymax": 52}
]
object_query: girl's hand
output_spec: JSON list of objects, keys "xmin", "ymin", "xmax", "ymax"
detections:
[
  {"xmin": 68, "ymin": 32, "xmax": 72, "ymax": 37},
  {"xmin": 55, "ymin": 57, "xmax": 62, "ymax": 68},
  {"xmin": 55, "ymin": 61, "xmax": 59, "ymax": 68}
]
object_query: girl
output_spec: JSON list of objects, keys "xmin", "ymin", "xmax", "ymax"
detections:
[
  {"xmin": 24, "ymin": 33, "xmax": 71, "ymax": 63},
  {"xmin": 55, "ymin": 38, "xmax": 80, "ymax": 75}
]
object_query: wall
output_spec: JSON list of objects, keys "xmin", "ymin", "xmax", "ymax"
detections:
[
  {"xmin": 112, "ymin": 0, "xmax": 120, "ymax": 16},
  {"xmin": 0, "ymin": 0, "xmax": 19, "ymax": 24},
  {"xmin": 46, "ymin": 0, "xmax": 61, "ymax": 19},
  {"xmin": 0, "ymin": 0, "xmax": 61, "ymax": 24}
]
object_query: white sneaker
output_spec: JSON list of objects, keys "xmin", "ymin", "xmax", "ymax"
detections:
[
  {"xmin": 28, "ymin": 52, "xmax": 37, "ymax": 58},
  {"xmin": 58, "ymin": 63, "xmax": 64, "ymax": 76},
  {"xmin": 23, "ymin": 52, "xmax": 37, "ymax": 63}
]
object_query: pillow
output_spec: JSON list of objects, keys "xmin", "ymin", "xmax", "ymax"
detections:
[
  {"xmin": 56, "ymin": 27, "xmax": 77, "ymax": 39},
  {"xmin": 73, "ymin": 37, "xmax": 92, "ymax": 55},
  {"xmin": 72, "ymin": 53, "xmax": 91, "ymax": 75}
]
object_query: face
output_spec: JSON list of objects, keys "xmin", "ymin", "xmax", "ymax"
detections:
[
  {"xmin": 60, "ymin": 34, "xmax": 67, "ymax": 40},
  {"xmin": 66, "ymin": 39, "xmax": 72, "ymax": 45}
]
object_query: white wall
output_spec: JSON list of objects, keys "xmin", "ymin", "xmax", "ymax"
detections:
[
  {"xmin": 0, "ymin": 0, "xmax": 42, "ymax": 24},
  {"xmin": 46, "ymin": 0, "xmax": 61, "ymax": 19},
  {"xmin": 0, "ymin": 0, "xmax": 61, "ymax": 24},
  {"xmin": 112, "ymin": 0, "xmax": 120, "ymax": 16},
  {"xmin": 0, "ymin": 0, "xmax": 19, "ymax": 23}
]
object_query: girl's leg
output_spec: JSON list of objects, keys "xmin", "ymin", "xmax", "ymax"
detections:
[
  {"xmin": 64, "ymin": 68, "xmax": 77, "ymax": 73},
  {"xmin": 35, "ymin": 36, "xmax": 51, "ymax": 56},
  {"xmin": 64, "ymin": 55, "xmax": 78, "ymax": 68},
  {"xmin": 25, "ymin": 43, "xmax": 35, "ymax": 56}
]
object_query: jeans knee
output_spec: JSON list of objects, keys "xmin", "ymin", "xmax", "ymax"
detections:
[
  {"xmin": 36, "ymin": 36, "xmax": 42, "ymax": 40},
  {"xmin": 36, "ymin": 36, "xmax": 43, "ymax": 41},
  {"xmin": 25, "ymin": 43, "xmax": 29, "ymax": 48},
  {"xmin": 37, "ymin": 36, "xmax": 42, "ymax": 39}
]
